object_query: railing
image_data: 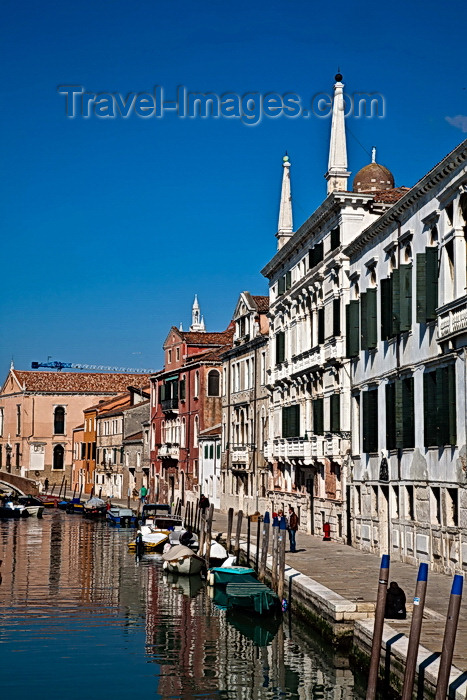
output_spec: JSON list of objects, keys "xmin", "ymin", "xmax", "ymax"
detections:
[
  {"xmin": 231, "ymin": 445, "xmax": 250, "ymax": 463},
  {"xmin": 158, "ymin": 444, "xmax": 180, "ymax": 459},
  {"xmin": 324, "ymin": 338, "xmax": 344, "ymax": 362},
  {"xmin": 291, "ymin": 346, "xmax": 323, "ymax": 375},
  {"xmin": 161, "ymin": 398, "xmax": 179, "ymax": 412},
  {"xmin": 437, "ymin": 295, "xmax": 467, "ymax": 340},
  {"xmin": 264, "ymin": 438, "xmax": 312, "ymax": 460}
]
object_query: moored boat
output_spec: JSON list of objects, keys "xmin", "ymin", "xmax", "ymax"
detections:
[
  {"xmin": 128, "ymin": 525, "xmax": 169, "ymax": 552},
  {"xmin": 207, "ymin": 565, "xmax": 257, "ymax": 587},
  {"xmin": 162, "ymin": 544, "xmax": 205, "ymax": 575},
  {"xmin": 223, "ymin": 580, "xmax": 280, "ymax": 615},
  {"xmin": 17, "ymin": 495, "xmax": 45, "ymax": 518},
  {"xmin": 0, "ymin": 503, "xmax": 29, "ymax": 519},
  {"xmin": 107, "ymin": 506, "xmax": 137, "ymax": 527},
  {"xmin": 83, "ymin": 496, "xmax": 107, "ymax": 519}
]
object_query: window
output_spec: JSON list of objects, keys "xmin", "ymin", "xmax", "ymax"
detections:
[
  {"xmin": 276, "ymin": 332, "xmax": 285, "ymax": 364},
  {"xmin": 362, "ymin": 388, "xmax": 378, "ymax": 453},
  {"xmin": 430, "ymin": 487, "xmax": 441, "ymax": 525},
  {"xmin": 81, "ymin": 442, "xmax": 86, "ymax": 459},
  {"xmin": 285, "ymin": 271, "xmax": 292, "ymax": 290},
  {"xmin": 207, "ymin": 370, "xmax": 220, "ymax": 396},
  {"xmin": 204, "ymin": 444, "xmax": 208, "ymax": 459},
  {"xmin": 330, "ymin": 226, "xmax": 340, "ymax": 250},
  {"xmin": 176, "ymin": 347, "xmax": 180, "ymax": 361},
  {"xmin": 0, "ymin": 408, "xmax": 3, "ymax": 436},
  {"xmin": 54, "ymin": 406, "xmax": 65, "ymax": 435},
  {"xmin": 346, "ymin": 300, "xmax": 360, "ymax": 358},
  {"xmin": 416, "ymin": 247, "xmax": 438, "ymax": 323},
  {"xmin": 194, "ymin": 371, "xmax": 200, "ymax": 397},
  {"xmin": 312, "ymin": 398, "xmax": 324, "ymax": 436},
  {"xmin": 16, "ymin": 404, "xmax": 21, "ymax": 435},
  {"xmin": 318, "ymin": 307, "xmax": 325, "ymax": 344},
  {"xmin": 168, "ymin": 349, "xmax": 172, "ymax": 363},
  {"xmin": 15, "ymin": 443, "xmax": 20, "ymax": 467},
  {"xmin": 309, "ymin": 242, "xmax": 323, "ymax": 268},
  {"xmin": 446, "ymin": 488, "xmax": 458, "ymax": 526},
  {"xmin": 193, "ymin": 416, "xmax": 199, "ymax": 447},
  {"xmin": 423, "ymin": 364, "xmax": 456, "ymax": 447},
  {"xmin": 282, "ymin": 405, "xmax": 300, "ymax": 438},
  {"xmin": 216, "ymin": 444, "xmax": 221, "ymax": 459},
  {"xmin": 332, "ymin": 298, "xmax": 341, "ymax": 336},
  {"xmin": 53, "ymin": 444, "xmax": 64, "ymax": 470},
  {"xmin": 278, "ymin": 276, "xmax": 285, "ymax": 295},
  {"xmin": 209, "ymin": 444, "xmax": 214, "ymax": 459},
  {"xmin": 179, "ymin": 376, "xmax": 186, "ymax": 400}
]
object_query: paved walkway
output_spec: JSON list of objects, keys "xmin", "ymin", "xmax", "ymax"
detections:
[{"xmin": 210, "ymin": 510, "xmax": 467, "ymax": 672}]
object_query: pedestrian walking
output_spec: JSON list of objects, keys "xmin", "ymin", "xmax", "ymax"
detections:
[
  {"xmin": 139, "ymin": 484, "xmax": 148, "ymax": 505},
  {"xmin": 44, "ymin": 478, "xmax": 49, "ymax": 493},
  {"xmin": 288, "ymin": 506, "xmax": 298, "ymax": 552}
]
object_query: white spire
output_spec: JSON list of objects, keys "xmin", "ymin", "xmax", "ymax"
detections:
[
  {"xmin": 325, "ymin": 73, "xmax": 351, "ymax": 194},
  {"xmin": 190, "ymin": 295, "xmax": 205, "ymax": 332},
  {"xmin": 276, "ymin": 154, "xmax": 293, "ymax": 250},
  {"xmin": 371, "ymin": 146, "xmax": 376, "ymax": 163}
]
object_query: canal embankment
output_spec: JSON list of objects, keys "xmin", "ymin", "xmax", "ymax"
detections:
[{"xmin": 209, "ymin": 509, "xmax": 467, "ymax": 700}]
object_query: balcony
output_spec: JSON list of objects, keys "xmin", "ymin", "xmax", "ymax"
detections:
[
  {"xmin": 161, "ymin": 398, "xmax": 178, "ymax": 413},
  {"xmin": 437, "ymin": 295, "xmax": 467, "ymax": 341},
  {"xmin": 291, "ymin": 346, "xmax": 323, "ymax": 376},
  {"xmin": 231, "ymin": 444, "xmax": 250, "ymax": 463},
  {"xmin": 158, "ymin": 444, "xmax": 180, "ymax": 459},
  {"xmin": 324, "ymin": 434, "xmax": 341, "ymax": 456},
  {"xmin": 271, "ymin": 361, "xmax": 291, "ymax": 384},
  {"xmin": 324, "ymin": 337, "xmax": 344, "ymax": 363},
  {"xmin": 266, "ymin": 438, "xmax": 312, "ymax": 462}
]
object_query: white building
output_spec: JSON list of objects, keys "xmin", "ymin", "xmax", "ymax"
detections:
[
  {"xmin": 198, "ymin": 425, "xmax": 221, "ymax": 509},
  {"xmin": 261, "ymin": 74, "xmax": 408, "ymax": 539},
  {"xmin": 345, "ymin": 139, "xmax": 467, "ymax": 573}
]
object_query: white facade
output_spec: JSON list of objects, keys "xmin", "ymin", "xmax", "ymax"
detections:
[
  {"xmin": 345, "ymin": 140, "xmax": 467, "ymax": 573},
  {"xmin": 198, "ymin": 432, "xmax": 221, "ymax": 508}
]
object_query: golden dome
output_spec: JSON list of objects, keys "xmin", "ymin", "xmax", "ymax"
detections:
[{"xmin": 352, "ymin": 162, "xmax": 394, "ymax": 193}]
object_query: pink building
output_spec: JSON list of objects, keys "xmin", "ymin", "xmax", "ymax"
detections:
[{"xmin": 0, "ymin": 366, "xmax": 150, "ymax": 490}]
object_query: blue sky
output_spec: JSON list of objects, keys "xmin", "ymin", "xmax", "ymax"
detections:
[{"xmin": 1, "ymin": 0, "xmax": 466, "ymax": 378}]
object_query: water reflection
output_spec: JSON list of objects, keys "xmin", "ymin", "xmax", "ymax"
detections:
[{"xmin": 0, "ymin": 512, "xmax": 362, "ymax": 699}]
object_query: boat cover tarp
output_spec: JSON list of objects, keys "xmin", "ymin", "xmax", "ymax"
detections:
[
  {"xmin": 162, "ymin": 544, "xmax": 199, "ymax": 562},
  {"xmin": 84, "ymin": 497, "xmax": 105, "ymax": 508},
  {"xmin": 225, "ymin": 581, "xmax": 279, "ymax": 615}
]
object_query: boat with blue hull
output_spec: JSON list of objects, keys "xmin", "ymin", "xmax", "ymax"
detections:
[
  {"xmin": 207, "ymin": 565, "xmax": 257, "ymax": 587},
  {"xmin": 107, "ymin": 506, "xmax": 137, "ymax": 527}
]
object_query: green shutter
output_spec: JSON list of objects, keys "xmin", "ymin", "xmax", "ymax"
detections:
[
  {"xmin": 204, "ymin": 445, "xmax": 209, "ymax": 458},
  {"xmin": 278, "ymin": 276, "xmax": 285, "ymax": 295},
  {"xmin": 313, "ymin": 399, "xmax": 324, "ymax": 436},
  {"xmin": 423, "ymin": 371, "xmax": 437, "ymax": 447},
  {"xmin": 173, "ymin": 380, "xmax": 179, "ymax": 399},
  {"xmin": 330, "ymin": 394, "xmax": 340, "ymax": 433},
  {"xmin": 276, "ymin": 332, "xmax": 285, "ymax": 364},
  {"xmin": 333, "ymin": 298, "xmax": 341, "ymax": 336},
  {"xmin": 209, "ymin": 444, "xmax": 214, "ymax": 459},
  {"xmin": 346, "ymin": 300, "xmax": 360, "ymax": 358},
  {"xmin": 402, "ymin": 377, "xmax": 415, "ymax": 448},
  {"xmin": 289, "ymin": 405, "xmax": 300, "ymax": 437},
  {"xmin": 416, "ymin": 253, "xmax": 427, "ymax": 323},
  {"xmin": 391, "ymin": 269, "xmax": 401, "ymax": 335},
  {"xmin": 286, "ymin": 271, "xmax": 292, "ymax": 290},
  {"xmin": 362, "ymin": 391, "xmax": 370, "ymax": 453},
  {"xmin": 367, "ymin": 288, "xmax": 377, "ymax": 349},
  {"xmin": 436, "ymin": 367, "xmax": 449, "ymax": 447},
  {"xmin": 179, "ymin": 379, "xmax": 186, "ymax": 400},
  {"xmin": 361, "ymin": 292, "xmax": 368, "ymax": 350},
  {"xmin": 395, "ymin": 379, "xmax": 403, "ymax": 448},
  {"xmin": 381, "ymin": 278, "xmax": 392, "ymax": 340},
  {"xmin": 315, "ymin": 241, "xmax": 323, "ymax": 264},
  {"xmin": 448, "ymin": 363, "xmax": 457, "ymax": 446},
  {"xmin": 363, "ymin": 389, "xmax": 378, "ymax": 453},
  {"xmin": 282, "ymin": 406, "xmax": 289, "ymax": 438},
  {"xmin": 160, "ymin": 383, "xmax": 166, "ymax": 402},
  {"xmin": 426, "ymin": 247, "xmax": 438, "ymax": 321},
  {"xmin": 318, "ymin": 307, "xmax": 325, "ymax": 344},
  {"xmin": 385, "ymin": 382, "xmax": 396, "ymax": 450},
  {"xmin": 400, "ymin": 264, "xmax": 412, "ymax": 332}
]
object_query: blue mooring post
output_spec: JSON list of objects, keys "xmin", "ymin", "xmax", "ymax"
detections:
[
  {"xmin": 434, "ymin": 574, "xmax": 464, "ymax": 700},
  {"xmin": 271, "ymin": 516, "xmax": 280, "ymax": 591},
  {"xmin": 366, "ymin": 554, "xmax": 390, "ymax": 700},
  {"xmin": 258, "ymin": 512, "xmax": 270, "ymax": 582},
  {"xmin": 277, "ymin": 516, "xmax": 287, "ymax": 601},
  {"xmin": 401, "ymin": 563, "xmax": 429, "ymax": 700}
]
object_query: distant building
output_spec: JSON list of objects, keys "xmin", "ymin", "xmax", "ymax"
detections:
[
  {"xmin": 150, "ymin": 297, "xmax": 233, "ymax": 505},
  {"xmin": 0, "ymin": 366, "xmax": 150, "ymax": 490},
  {"xmin": 198, "ymin": 425, "xmax": 221, "ymax": 508},
  {"xmin": 220, "ymin": 292, "xmax": 270, "ymax": 515}
]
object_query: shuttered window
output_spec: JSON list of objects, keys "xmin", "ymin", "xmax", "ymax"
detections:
[
  {"xmin": 346, "ymin": 300, "xmax": 360, "ymax": 358},
  {"xmin": 362, "ymin": 388, "xmax": 378, "ymax": 453},
  {"xmin": 179, "ymin": 378, "xmax": 186, "ymax": 400},
  {"xmin": 391, "ymin": 268, "xmax": 400, "ymax": 335},
  {"xmin": 313, "ymin": 398, "xmax": 324, "ymax": 435},
  {"xmin": 381, "ymin": 277, "xmax": 392, "ymax": 340},
  {"xmin": 330, "ymin": 393, "xmax": 340, "ymax": 433},
  {"xmin": 276, "ymin": 332, "xmax": 285, "ymax": 364},
  {"xmin": 282, "ymin": 405, "xmax": 300, "ymax": 438},
  {"xmin": 385, "ymin": 382, "xmax": 396, "ymax": 450},
  {"xmin": 333, "ymin": 298, "xmax": 341, "ymax": 336},
  {"xmin": 286, "ymin": 271, "xmax": 292, "ymax": 290},
  {"xmin": 309, "ymin": 241, "xmax": 324, "ymax": 269},
  {"xmin": 416, "ymin": 247, "xmax": 438, "ymax": 323},
  {"xmin": 399, "ymin": 264, "xmax": 412, "ymax": 332},
  {"xmin": 278, "ymin": 276, "xmax": 285, "ymax": 296},
  {"xmin": 393, "ymin": 377, "xmax": 414, "ymax": 449},
  {"xmin": 424, "ymin": 364, "xmax": 456, "ymax": 447},
  {"xmin": 330, "ymin": 226, "xmax": 340, "ymax": 250},
  {"xmin": 361, "ymin": 289, "xmax": 377, "ymax": 350},
  {"xmin": 318, "ymin": 307, "xmax": 325, "ymax": 344}
]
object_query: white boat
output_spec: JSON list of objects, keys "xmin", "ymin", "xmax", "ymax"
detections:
[
  {"xmin": 162, "ymin": 544, "xmax": 205, "ymax": 575},
  {"xmin": 128, "ymin": 525, "xmax": 169, "ymax": 552},
  {"xmin": 24, "ymin": 505, "xmax": 44, "ymax": 518}
]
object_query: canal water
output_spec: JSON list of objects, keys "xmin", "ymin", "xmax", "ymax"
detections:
[{"xmin": 0, "ymin": 511, "xmax": 367, "ymax": 699}]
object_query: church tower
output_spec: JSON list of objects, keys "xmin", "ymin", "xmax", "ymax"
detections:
[
  {"xmin": 190, "ymin": 294, "xmax": 206, "ymax": 332},
  {"xmin": 276, "ymin": 154, "xmax": 294, "ymax": 250},
  {"xmin": 325, "ymin": 73, "xmax": 351, "ymax": 194}
]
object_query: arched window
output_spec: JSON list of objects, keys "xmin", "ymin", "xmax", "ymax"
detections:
[
  {"xmin": 193, "ymin": 416, "xmax": 199, "ymax": 447},
  {"xmin": 54, "ymin": 407, "xmax": 65, "ymax": 435},
  {"xmin": 194, "ymin": 370, "xmax": 200, "ymax": 397},
  {"xmin": 207, "ymin": 370, "xmax": 220, "ymax": 396},
  {"xmin": 181, "ymin": 418, "xmax": 186, "ymax": 448},
  {"xmin": 53, "ymin": 444, "xmax": 64, "ymax": 470}
]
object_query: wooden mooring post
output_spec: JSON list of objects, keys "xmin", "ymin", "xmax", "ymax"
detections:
[
  {"xmin": 194, "ymin": 501, "xmax": 200, "ymax": 534},
  {"xmin": 401, "ymin": 563, "xmax": 428, "ymax": 700},
  {"xmin": 255, "ymin": 515, "xmax": 261, "ymax": 572},
  {"xmin": 434, "ymin": 574, "xmax": 464, "ymax": 700},
  {"xmin": 204, "ymin": 504, "xmax": 215, "ymax": 565},
  {"xmin": 226, "ymin": 507, "xmax": 234, "ymax": 553},
  {"xmin": 366, "ymin": 555, "xmax": 390, "ymax": 700},
  {"xmin": 246, "ymin": 516, "xmax": 251, "ymax": 566},
  {"xmin": 234, "ymin": 510, "xmax": 243, "ymax": 562},
  {"xmin": 258, "ymin": 512, "xmax": 270, "ymax": 582},
  {"xmin": 276, "ymin": 516, "xmax": 287, "ymax": 601},
  {"xmin": 198, "ymin": 514, "xmax": 206, "ymax": 558},
  {"xmin": 271, "ymin": 515, "xmax": 279, "ymax": 592}
]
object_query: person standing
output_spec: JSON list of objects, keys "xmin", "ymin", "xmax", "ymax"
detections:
[
  {"xmin": 199, "ymin": 493, "xmax": 210, "ymax": 517},
  {"xmin": 44, "ymin": 478, "xmax": 49, "ymax": 493},
  {"xmin": 385, "ymin": 581, "xmax": 407, "ymax": 619},
  {"xmin": 288, "ymin": 506, "xmax": 298, "ymax": 552},
  {"xmin": 139, "ymin": 484, "xmax": 148, "ymax": 505}
]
